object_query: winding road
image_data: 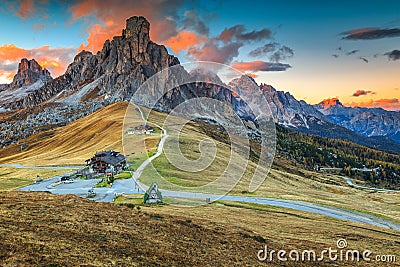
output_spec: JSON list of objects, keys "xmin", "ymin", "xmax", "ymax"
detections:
[
  {"xmin": 18, "ymin": 104, "xmax": 400, "ymax": 232},
  {"xmin": 342, "ymin": 176, "xmax": 400, "ymax": 193}
]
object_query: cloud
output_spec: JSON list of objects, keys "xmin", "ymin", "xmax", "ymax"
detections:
[
  {"xmin": 0, "ymin": 44, "xmax": 75, "ymax": 82},
  {"xmin": 359, "ymin": 57, "xmax": 369, "ymax": 63},
  {"xmin": 332, "ymin": 54, "xmax": 339, "ymax": 58},
  {"xmin": 15, "ymin": 0, "xmax": 36, "ymax": 19},
  {"xmin": 249, "ymin": 42, "xmax": 294, "ymax": 62},
  {"xmin": 3, "ymin": 0, "xmax": 49, "ymax": 19},
  {"xmin": 249, "ymin": 42, "xmax": 278, "ymax": 57},
  {"xmin": 68, "ymin": 1, "xmax": 289, "ymax": 72},
  {"xmin": 0, "ymin": 62, "xmax": 19, "ymax": 72},
  {"xmin": 186, "ymin": 24, "xmax": 275, "ymax": 64},
  {"xmin": 187, "ymin": 41, "xmax": 242, "ymax": 63},
  {"xmin": 231, "ymin": 61, "xmax": 292, "ymax": 72},
  {"xmin": 341, "ymin": 27, "xmax": 400, "ymax": 40},
  {"xmin": 352, "ymin": 89, "xmax": 375, "ymax": 97},
  {"xmin": 346, "ymin": 49, "xmax": 358, "ymax": 55},
  {"xmin": 182, "ymin": 10, "xmax": 209, "ymax": 35},
  {"xmin": 164, "ymin": 31, "xmax": 206, "ymax": 54},
  {"xmin": 347, "ymin": 98, "xmax": 400, "ymax": 111},
  {"xmin": 69, "ymin": 0, "xmax": 184, "ymax": 53},
  {"xmin": 384, "ymin": 50, "xmax": 400, "ymax": 61},
  {"xmin": 218, "ymin": 25, "xmax": 271, "ymax": 43}
]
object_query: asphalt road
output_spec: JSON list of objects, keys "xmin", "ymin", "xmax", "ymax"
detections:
[{"xmin": 17, "ymin": 104, "xmax": 400, "ymax": 232}]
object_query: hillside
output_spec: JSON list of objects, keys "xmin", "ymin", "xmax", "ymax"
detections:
[
  {"xmin": 0, "ymin": 191, "xmax": 399, "ymax": 266},
  {"xmin": 276, "ymin": 125, "xmax": 400, "ymax": 189},
  {"xmin": 0, "ymin": 102, "xmax": 127, "ymax": 166}
]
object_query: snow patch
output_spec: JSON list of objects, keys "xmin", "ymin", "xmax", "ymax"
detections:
[{"xmin": 61, "ymin": 78, "xmax": 101, "ymax": 104}]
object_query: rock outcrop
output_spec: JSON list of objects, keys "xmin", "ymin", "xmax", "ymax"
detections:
[
  {"xmin": 10, "ymin": 58, "xmax": 52, "ymax": 89},
  {"xmin": 0, "ymin": 59, "xmax": 53, "ymax": 109},
  {"xmin": 62, "ymin": 15, "xmax": 180, "ymax": 102}
]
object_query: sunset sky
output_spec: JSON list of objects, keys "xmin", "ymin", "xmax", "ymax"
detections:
[{"xmin": 0, "ymin": 0, "xmax": 399, "ymax": 110}]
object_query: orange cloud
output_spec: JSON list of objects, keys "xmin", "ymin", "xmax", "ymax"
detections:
[
  {"xmin": 352, "ymin": 89, "xmax": 375, "ymax": 97},
  {"xmin": 69, "ymin": 0, "xmax": 181, "ymax": 53},
  {"xmin": 164, "ymin": 31, "xmax": 205, "ymax": 54},
  {"xmin": 0, "ymin": 44, "xmax": 75, "ymax": 83},
  {"xmin": 77, "ymin": 23, "xmax": 119, "ymax": 52},
  {"xmin": 15, "ymin": 0, "xmax": 36, "ymax": 19},
  {"xmin": 347, "ymin": 98, "xmax": 400, "ymax": 111},
  {"xmin": 0, "ymin": 44, "xmax": 30, "ymax": 61}
]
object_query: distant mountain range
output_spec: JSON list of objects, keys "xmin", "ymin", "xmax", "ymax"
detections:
[
  {"xmin": 315, "ymin": 98, "xmax": 400, "ymax": 143},
  {"xmin": 0, "ymin": 16, "xmax": 399, "ymax": 154}
]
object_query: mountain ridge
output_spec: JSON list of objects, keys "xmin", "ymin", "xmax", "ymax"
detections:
[
  {"xmin": 315, "ymin": 97, "xmax": 400, "ymax": 143},
  {"xmin": 0, "ymin": 16, "xmax": 399, "ymax": 154}
]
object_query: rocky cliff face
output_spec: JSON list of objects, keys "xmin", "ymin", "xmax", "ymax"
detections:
[
  {"xmin": 10, "ymin": 58, "xmax": 52, "ymax": 89},
  {"xmin": 226, "ymin": 76, "xmax": 327, "ymax": 128},
  {"xmin": 259, "ymin": 83, "xmax": 326, "ymax": 127},
  {"xmin": 62, "ymin": 16, "xmax": 180, "ymax": 102},
  {"xmin": 0, "ymin": 58, "xmax": 53, "ymax": 109},
  {"xmin": 315, "ymin": 97, "xmax": 343, "ymax": 110}
]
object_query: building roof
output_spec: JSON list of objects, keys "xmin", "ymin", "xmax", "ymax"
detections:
[
  {"xmin": 88, "ymin": 150, "xmax": 126, "ymax": 166},
  {"xmin": 135, "ymin": 124, "xmax": 153, "ymax": 131},
  {"xmin": 144, "ymin": 182, "xmax": 163, "ymax": 202}
]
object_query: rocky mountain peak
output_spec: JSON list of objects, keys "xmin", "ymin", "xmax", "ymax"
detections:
[
  {"xmin": 316, "ymin": 97, "xmax": 343, "ymax": 110},
  {"xmin": 123, "ymin": 16, "xmax": 150, "ymax": 38},
  {"xmin": 10, "ymin": 58, "xmax": 52, "ymax": 89},
  {"xmin": 19, "ymin": 58, "xmax": 42, "ymax": 73}
]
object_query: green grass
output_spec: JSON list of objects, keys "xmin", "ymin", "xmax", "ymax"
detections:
[
  {"xmin": 147, "ymin": 151, "xmax": 156, "ymax": 158},
  {"xmin": 0, "ymin": 166, "xmax": 71, "ymax": 190},
  {"xmin": 114, "ymin": 171, "xmax": 132, "ymax": 180},
  {"xmin": 94, "ymin": 178, "xmax": 110, "ymax": 188},
  {"xmin": 127, "ymin": 152, "xmax": 148, "ymax": 171},
  {"xmin": 114, "ymin": 195, "xmax": 144, "ymax": 205}
]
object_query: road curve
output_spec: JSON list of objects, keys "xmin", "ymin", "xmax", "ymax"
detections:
[{"xmin": 18, "ymin": 104, "xmax": 400, "ymax": 232}]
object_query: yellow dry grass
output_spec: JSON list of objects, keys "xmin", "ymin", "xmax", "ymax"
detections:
[
  {"xmin": 1, "ymin": 191, "xmax": 399, "ymax": 266},
  {"xmin": 0, "ymin": 166, "xmax": 69, "ymax": 190},
  {"xmin": 0, "ymin": 102, "xmax": 127, "ymax": 165}
]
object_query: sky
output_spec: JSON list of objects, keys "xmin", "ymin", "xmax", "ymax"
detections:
[{"xmin": 0, "ymin": 0, "xmax": 399, "ymax": 110}]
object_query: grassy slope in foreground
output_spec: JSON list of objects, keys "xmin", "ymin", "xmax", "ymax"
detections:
[{"xmin": 0, "ymin": 191, "xmax": 399, "ymax": 266}]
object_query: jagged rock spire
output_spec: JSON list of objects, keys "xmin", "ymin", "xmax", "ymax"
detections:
[{"xmin": 11, "ymin": 58, "xmax": 52, "ymax": 88}]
